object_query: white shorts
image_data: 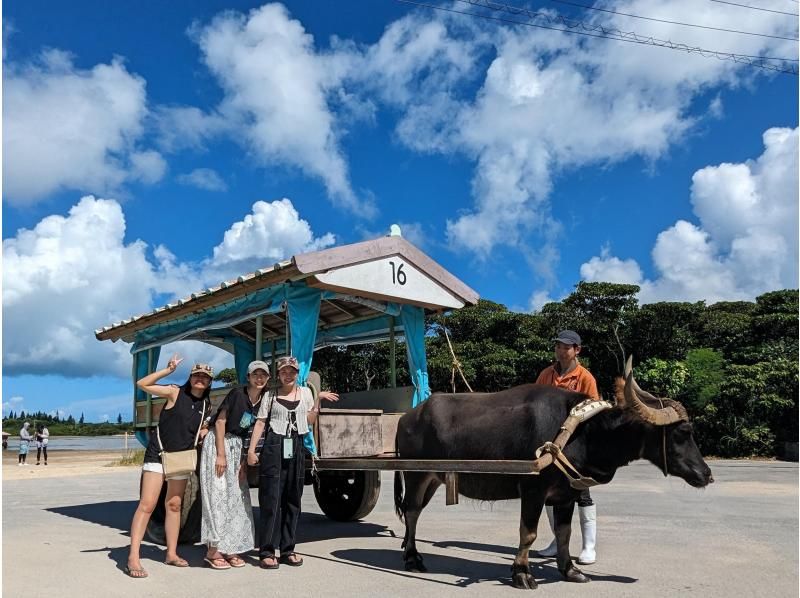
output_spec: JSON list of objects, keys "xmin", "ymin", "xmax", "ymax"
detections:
[{"xmin": 142, "ymin": 461, "xmax": 190, "ymax": 481}]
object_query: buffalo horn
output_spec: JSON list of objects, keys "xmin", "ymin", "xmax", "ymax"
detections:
[{"xmin": 622, "ymin": 362, "xmax": 688, "ymax": 426}]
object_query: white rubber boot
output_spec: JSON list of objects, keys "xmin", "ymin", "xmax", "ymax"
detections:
[
  {"xmin": 537, "ymin": 506, "xmax": 558, "ymax": 557},
  {"xmin": 577, "ymin": 505, "xmax": 596, "ymax": 565}
]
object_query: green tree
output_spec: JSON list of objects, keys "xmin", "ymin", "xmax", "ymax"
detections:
[
  {"xmin": 215, "ymin": 368, "xmax": 239, "ymax": 385},
  {"xmin": 540, "ymin": 282, "xmax": 640, "ymax": 396},
  {"xmin": 697, "ymin": 302, "xmax": 753, "ymax": 358},
  {"xmin": 694, "ymin": 359, "xmax": 798, "ymax": 456},
  {"xmin": 425, "ymin": 300, "xmax": 550, "ymax": 393},
  {"xmin": 117, "ymin": 413, "xmax": 123, "ymax": 424},
  {"xmin": 634, "ymin": 358, "xmax": 688, "ymax": 398},
  {"xmin": 79, "ymin": 412, "xmax": 85, "ymax": 425},
  {"xmin": 681, "ymin": 348, "xmax": 725, "ymax": 410},
  {"xmin": 628, "ymin": 302, "xmax": 703, "ymax": 361}
]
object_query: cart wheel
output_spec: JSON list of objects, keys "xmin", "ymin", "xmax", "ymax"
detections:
[
  {"xmin": 313, "ymin": 470, "xmax": 381, "ymax": 521},
  {"xmin": 142, "ymin": 473, "xmax": 202, "ymax": 545}
]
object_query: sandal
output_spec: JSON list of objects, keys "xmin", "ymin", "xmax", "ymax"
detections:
[
  {"xmin": 259, "ymin": 555, "xmax": 279, "ymax": 570},
  {"xmin": 165, "ymin": 557, "xmax": 189, "ymax": 568},
  {"xmin": 124, "ymin": 565, "xmax": 149, "ymax": 578},
  {"xmin": 225, "ymin": 554, "xmax": 246, "ymax": 568},
  {"xmin": 279, "ymin": 552, "xmax": 304, "ymax": 567},
  {"xmin": 204, "ymin": 555, "xmax": 231, "ymax": 570}
]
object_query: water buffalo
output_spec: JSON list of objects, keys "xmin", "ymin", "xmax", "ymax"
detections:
[{"xmin": 393, "ymin": 368, "xmax": 713, "ymax": 589}]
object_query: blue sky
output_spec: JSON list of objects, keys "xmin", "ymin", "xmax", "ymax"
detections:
[{"xmin": 3, "ymin": 0, "xmax": 798, "ymax": 422}]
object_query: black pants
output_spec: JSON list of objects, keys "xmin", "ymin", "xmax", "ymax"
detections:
[
  {"xmin": 577, "ymin": 488, "xmax": 593, "ymax": 507},
  {"xmin": 37, "ymin": 445, "xmax": 48, "ymax": 463},
  {"xmin": 257, "ymin": 430, "xmax": 305, "ymax": 557}
]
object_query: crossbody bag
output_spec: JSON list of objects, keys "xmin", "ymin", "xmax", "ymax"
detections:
[{"xmin": 157, "ymin": 400, "xmax": 206, "ymax": 479}]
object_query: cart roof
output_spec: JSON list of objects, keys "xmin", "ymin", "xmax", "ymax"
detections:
[{"xmin": 95, "ymin": 235, "xmax": 478, "ymax": 345}]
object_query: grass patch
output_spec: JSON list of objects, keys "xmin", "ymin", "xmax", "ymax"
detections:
[{"xmin": 108, "ymin": 449, "xmax": 145, "ymax": 467}]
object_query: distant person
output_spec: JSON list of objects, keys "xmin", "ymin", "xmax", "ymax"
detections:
[
  {"xmin": 199, "ymin": 360, "xmax": 270, "ymax": 570},
  {"xmin": 246, "ymin": 356, "xmax": 339, "ymax": 569},
  {"xmin": 36, "ymin": 424, "xmax": 49, "ymax": 465},
  {"xmin": 535, "ymin": 330, "xmax": 600, "ymax": 566},
  {"xmin": 18, "ymin": 422, "xmax": 32, "ymax": 465},
  {"xmin": 124, "ymin": 354, "xmax": 212, "ymax": 579}
]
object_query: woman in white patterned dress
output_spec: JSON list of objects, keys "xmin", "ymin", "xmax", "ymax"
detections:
[{"xmin": 200, "ymin": 360, "xmax": 269, "ymax": 569}]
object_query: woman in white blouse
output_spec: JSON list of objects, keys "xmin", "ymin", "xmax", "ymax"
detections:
[{"xmin": 246, "ymin": 356, "xmax": 338, "ymax": 569}]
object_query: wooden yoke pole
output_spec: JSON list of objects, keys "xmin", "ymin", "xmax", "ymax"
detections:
[
  {"xmin": 255, "ymin": 315, "xmax": 263, "ymax": 361},
  {"xmin": 146, "ymin": 348, "xmax": 155, "ymax": 429}
]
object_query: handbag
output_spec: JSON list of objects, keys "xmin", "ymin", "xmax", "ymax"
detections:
[{"xmin": 157, "ymin": 401, "xmax": 206, "ymax": 479}]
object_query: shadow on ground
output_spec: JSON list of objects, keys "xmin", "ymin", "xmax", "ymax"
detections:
[{"xmin": 47, "ymin": 500, "xmax": 136, "ymax": 533}]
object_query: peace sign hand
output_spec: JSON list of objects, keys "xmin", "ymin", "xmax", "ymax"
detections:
[{"xmin": 167, "ymin": 354, "xmax": 184, "ymax": 372}]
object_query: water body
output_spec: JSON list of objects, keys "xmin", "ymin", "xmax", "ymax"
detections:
[{"xmin": 4, "ymin": 435, "xmax": 139, "ymax": 451}]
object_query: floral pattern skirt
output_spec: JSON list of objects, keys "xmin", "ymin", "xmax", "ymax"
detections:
[{"xmin": 200, "ymin": 431, "xmax": 255, "ymax": 554}]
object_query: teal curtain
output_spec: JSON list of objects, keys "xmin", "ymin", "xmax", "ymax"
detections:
[
  {"xmin": 399, "ymin": 305, "xmax": 431, "ymax": 408},
  {"xmin": 286, "ymin": 285, "xmax": 322, "ymax": 455}
]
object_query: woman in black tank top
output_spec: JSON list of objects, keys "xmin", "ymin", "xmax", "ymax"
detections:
[{"xmin": 124, "ymin": 354, "xmax": 212, "ymax": 579}]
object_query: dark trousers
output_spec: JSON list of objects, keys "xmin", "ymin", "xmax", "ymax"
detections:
[
  {"xmin": 257, "ymin": 429, "xmax": 305, "ymax": 557},
  {"xmin": 577, "ymin": 488, "xmax": 593, "ymax": 507},
  {"xmin": 37, "ymin": 446, "xmax": 47, "ymax": 463}
]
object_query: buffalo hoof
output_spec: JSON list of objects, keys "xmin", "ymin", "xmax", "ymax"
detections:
[
  {"xmin": 561, "ymin": 565, "xmax": 590, "ymax": 584},
  {"xmin": 404, "ymin": 556, "xmax": 427, "ymax": 573},
  {"xmin": 511, "ymin": 564, "xmax": 538, "ymax": 590}
]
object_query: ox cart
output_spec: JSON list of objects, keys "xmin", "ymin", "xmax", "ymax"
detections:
[{"xmin": 95, "ymin": 231, "xmax": 552, "ymax": 540}]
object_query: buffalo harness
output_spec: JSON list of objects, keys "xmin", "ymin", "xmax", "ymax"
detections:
[{"xmin": 532, "ymin": 398, "xmax": 613, "ymax": 490}]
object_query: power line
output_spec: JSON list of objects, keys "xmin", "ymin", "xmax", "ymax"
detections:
[
  {"xmin": 709, "ymin": 0, "xmax": 799, "ymax": 16},
  {"xmin": 394, "ymin": 0, "xmax": 798, "ymax": 74},
  {"xmin": 548, "ymin": 0, "xmax": 798, "ymax": 41}
]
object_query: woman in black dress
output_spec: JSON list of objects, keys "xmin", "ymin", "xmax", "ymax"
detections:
[{"xmin": 124, "ymin": 354, "xmax": 212, "ymax": 578}]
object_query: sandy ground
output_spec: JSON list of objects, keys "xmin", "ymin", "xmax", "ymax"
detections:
[
  {"xmin": 1, "ymin": 456, "xmax": 798, "ymax": 597},
  {"xmin": 3, "ymin": 449, "xmax": 138, "ymax": 480}
]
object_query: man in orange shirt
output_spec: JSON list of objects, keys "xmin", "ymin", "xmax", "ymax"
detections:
[{"xmin": 535, "ymin": 330, "xmax": 599, "ymax": 565}]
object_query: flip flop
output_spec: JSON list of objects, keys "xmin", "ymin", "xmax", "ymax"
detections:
[
  {"xmin": 124, "ymin": 565, "xmax": 149, "ymax": 578},
  {"xmin": 165, "ymin": 557, "xmax": 189, "ymax": 568},
  {"xmin": 259, "ymin": 556, "xmax": 279, "ymax": 570},
  {"xmin": 204, "ymin": 556, "xmax": 231, "ymax": 570},
  {"xmin": 279, "ymin": 552, "xmax": 304, "ymax": 567},
  {"xmin": 225, "ymin": 555, "xmax": 246, "ymax": 568}
]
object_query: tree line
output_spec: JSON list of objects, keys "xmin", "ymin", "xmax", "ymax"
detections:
[
  {"xmin": 311, "ymin": 283, "xmax": 797, "ymax": 459},
  {"xmin": 2, "ymin": 410, "xmax": 134, "ymax": 436}
]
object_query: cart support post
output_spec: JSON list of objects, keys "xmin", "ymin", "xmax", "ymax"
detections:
[
  {"xmin": 445, "ymin": 472, "xmax": 459, "ymax": 505},
  {"xmin": 146, "ymin": 347, "xmax": 155, "ymax": 429},
  {"xmin": 389, "ymin": 316, "xmax": 397, "ymax": 388},
  {"xmin": 255, "ymin": 314, "xmax": 263, "ymax": 361}
]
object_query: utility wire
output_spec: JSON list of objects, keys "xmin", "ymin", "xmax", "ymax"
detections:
[
  {"xmin": 548, "ymin": 0, "xmax": 798, "ymax": 41},
  {"xmin": 405, "ymin": 0, "xmax": 799, "ymax": 74},
  {"xmin": 709, "ymin": 0, "xmax": 798, "ymax": 16}
]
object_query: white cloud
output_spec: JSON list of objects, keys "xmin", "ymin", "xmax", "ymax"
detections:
[
  {"xmin": 3, "ymin": 197, "xmax": 156, "ymax": 376},
  {"xmin": 153, "ymin": 106, "xmax": 229, "ymax": 153},
  {"xmin": 177, "ymin": 168, "xmax": 228, "ymax": 192},
  {"xmin": 188, "ymin": 3, "xmax": 373, "ymax": 215},
  {"xmin": 3, "ymin": 195, "xmax": 335, "ymax": 378},
  {"xmin": 357, "ymin": 1, "xmax": 795, "ymax": 278},
  {"xmin": 210, "ymin": 198, "xmax": 336, "ymax": 279},
  {"xmin": 580, "ymin": 247, "xmax": 643, "ymax": 285},
  {"xmin": 580, "ymin": 127, "xmax": 799, "ymax": 302},
  {"xmin": 130, "ymin": 150, "xmax": 168, "ymax": 184},
  {"xmin": 528, "ymin": 290, "xmax": 556, "ymax": 313},
  {"xmin": 3, "ymin": 50, "xmax": 164, "ymax": 203}
]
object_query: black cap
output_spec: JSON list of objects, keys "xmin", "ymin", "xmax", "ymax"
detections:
[{"xmin": 553, "ymin": 330, "xmax": 582, "ymax": 346}]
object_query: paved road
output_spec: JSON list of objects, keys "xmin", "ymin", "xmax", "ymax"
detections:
[{"xmin": 2, "ymin": 460, "xmax": 797, "ymax": 597}]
